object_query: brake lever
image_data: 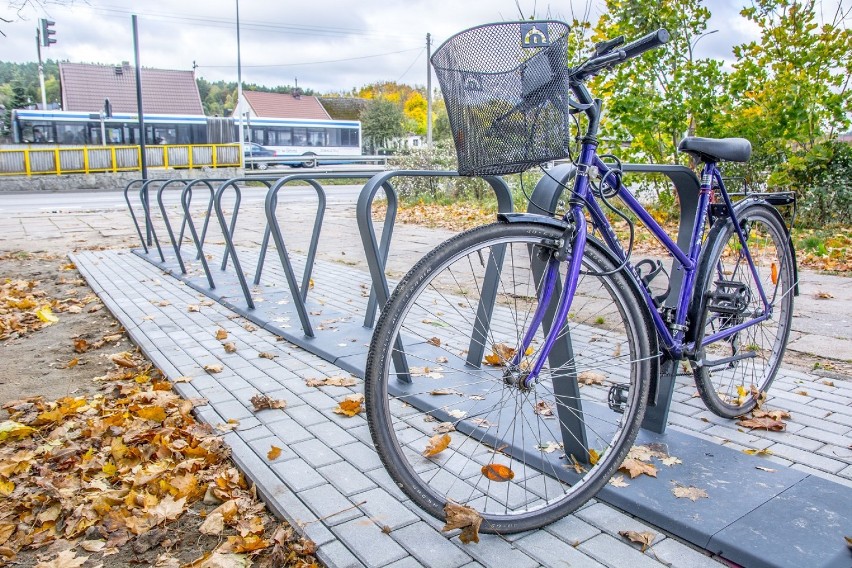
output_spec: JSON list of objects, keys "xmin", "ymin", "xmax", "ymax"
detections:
[{"xmin": 594, "ymin": 35, "xmax": 625, "ymax": 56}]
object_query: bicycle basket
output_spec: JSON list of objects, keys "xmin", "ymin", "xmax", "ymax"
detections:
[{"xmin": 431, "ymin": 20, "xmax": 572, "ymax": 176}]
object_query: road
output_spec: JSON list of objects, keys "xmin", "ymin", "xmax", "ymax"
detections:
[{"xmin": 0, "ymin": 184, "xmax": 366, "ymax": 214}]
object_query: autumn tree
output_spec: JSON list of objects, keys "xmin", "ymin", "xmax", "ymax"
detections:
[{"xmin": 592, "ymin": 0, "xmax": 727, "ymax": 164}]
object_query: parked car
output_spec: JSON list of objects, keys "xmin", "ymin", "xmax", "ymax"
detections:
[{"xmin": 243, "ymin": 143, "xmax": 276, "ymax": 170}]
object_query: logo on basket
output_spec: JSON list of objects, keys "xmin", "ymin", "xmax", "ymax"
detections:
[
  {"xmin": 521, "ymin": 24, "xmax": 550, "ymax": 47},
  {"xmin": 462, "ymin": 74, "xmax": 483, "ymax": 91}
]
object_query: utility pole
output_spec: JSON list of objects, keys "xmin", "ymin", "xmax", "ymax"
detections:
[
  {"xmin": 426, "ymin": 33, "xmax": 432, "ymax": 149},
  {"xmin": 236, "ymin": 0, "xmax": 245, "ymax": 168}
]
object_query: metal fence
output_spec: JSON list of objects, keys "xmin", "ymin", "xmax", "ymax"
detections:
[{"xmin": 0, "ymin": 144, "xmax": 241, "ymax": 176}]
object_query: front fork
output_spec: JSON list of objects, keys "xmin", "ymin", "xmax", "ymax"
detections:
[{"xmin": 510, "ymin": 206, "xmax": 588, "ymax": 389}]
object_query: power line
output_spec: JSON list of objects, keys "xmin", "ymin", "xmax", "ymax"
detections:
[
  {"xmin": 396, "ymin": 48, "xmax": 424, "ymax": 82},
  {"xmin": 196, "ymin": 47, "xmax": 422, "ymax": 69}
]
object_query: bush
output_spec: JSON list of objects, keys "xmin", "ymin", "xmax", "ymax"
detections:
[
  {"xmin": 769, "ymin": 140, "xmax": 852, "ymax": 227},
  {"xmin": 388, "ymin": 140, "xmax": 492, "ymax": 202}
]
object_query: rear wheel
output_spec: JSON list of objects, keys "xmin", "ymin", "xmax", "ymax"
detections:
[
  {"xmin": 691, "ymin": 202, "xmax": 795, "ymax": 418},
  {"xmin": 365, "ymin": 221, "xmax": 654, "ymax": 532}
]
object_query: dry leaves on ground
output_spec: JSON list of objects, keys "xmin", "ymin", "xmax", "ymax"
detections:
[
  {"xmin": 304, "ymin": 376, "xmax": 357, "ymax": 387},
  {"xmin": 617, "ymin": 443, "xmax": 684, "ymax": 479},
  {"xmin": 423, "ymin": 433, "xmax": 451, "ymax": 457},
  {"xmin": 250, "ymin": 394, "xmax": 287, "ymax": 411},
  {"xmin": 333, "ymin": 393, "xmax": 364, "ymax": 417},
  {"xmin": 442, "ymin": 501, "xmax": 483, "ymax": 544},
  {"xmin": 672, "ymin": 485, "xmax": 709, "ymax": 502},
  {"xmin": 0, "ymin": 350, "xmax": 319, "ymax": 567},
  {"xmin": 619, "ymin": 530, "xmax": 656, "ymax": 552}
]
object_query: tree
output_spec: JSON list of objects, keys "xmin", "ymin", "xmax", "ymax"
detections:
[
  {"xmin": 403, "ymin": 91, "xmax": 427, "ymax": 135},
  {"xmin": 727, "ymin": 0, "xmax": 851, "ymax": 156},
  {"xmin": 592, "ymin": 0, "xmax": 727, "ymax": 164},
  {"xmin": 360, "ymin": 98, "xmax": 405, "ymax": 152}
]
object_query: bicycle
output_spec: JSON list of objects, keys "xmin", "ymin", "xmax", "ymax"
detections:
[{"xmin": 364, "ymin": 20, "xmax": 797, "ymax": 533}]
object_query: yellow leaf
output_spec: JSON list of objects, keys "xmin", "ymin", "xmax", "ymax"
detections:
[
  {"xmin": 619, "ymin": 458, "xmax": 658, "ymax": 479},
  {"xmin": 110, "ymin": 352, "xmax": 137, "ymax": 368},
  {"xmin": 0, "ymin": 479, "xmax": 13, "ymax": 496},
  {"xmin": 215, "ymin": 328, "xmax": 228, "ymax": 340},
  {"xmin": 67, "ymin": 357, "xmax": 79, "ymax": 368},
  {"xmin": 136, "ymin": 406, "xmax": 167, "ymax": 422},
  {"xmin": 36, "ymin": 305, "xmax": 58, "ymax": 324},
  {"xmin": 267, "ymin": 446, "xmax": 282, "ymax": 460},
  {"xmin": 0, "ymin": 420, "xmax": 36, "ymax": 443},
  {"xmin": 619, "ymin": 530, "xmax": 656, "ymax": 552},
  {"xmin": 102, "ymin": 461, "xmax": 117, "ymax": 476},
  {"xmin": 588, "ymin": 448, "xmax": 600, "ymax": 465},
  {"xmin": 423, "ymin": 433, "xmax": 451, "ymax": 457},
  {"xmin": 333, "ymin": 394, "xmax": 364, "ymax": 417},
  {"xmin": 223, "ymin": 342, "xmax": 237, "ymax": 353}
]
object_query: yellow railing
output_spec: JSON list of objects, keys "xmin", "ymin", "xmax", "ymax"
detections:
[{"xmin": 0, "ymin": 144, "xmax": 242, "ymax": 177}]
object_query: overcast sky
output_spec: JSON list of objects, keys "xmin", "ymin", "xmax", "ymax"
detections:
[{"xmin": 1, "ymin": 0, "xmax": 766, "ymax": 93}]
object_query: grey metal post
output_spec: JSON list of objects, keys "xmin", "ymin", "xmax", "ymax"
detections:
[
  {"xmin": 132, "ymin": 15, "xmax": 149, "ymax": 246},
  {"xmin": 426, "ymin": 33, "xmax": 432, "ymax": 149}
]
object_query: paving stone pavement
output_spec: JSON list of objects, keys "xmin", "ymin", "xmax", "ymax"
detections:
[
  {"xmin": 5, "ymin": 184, "xmax": 851, "ymax": 567},
  {"xmin": 72, "ymin": 248, "xmax": 742, "ymax": 568}
]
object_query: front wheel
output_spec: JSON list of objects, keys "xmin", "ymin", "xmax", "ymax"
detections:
[
  {"xmin": 690, "ymin": 202, "xmax": 795, "ymax": 418},
  {"xmin": 365, "ymin": 221, "xmax": 654, "ymax": 533}
]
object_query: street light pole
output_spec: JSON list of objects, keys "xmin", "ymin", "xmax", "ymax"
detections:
[
  {"xmin": 426, "ymin": 33, "xmax": 432, "ymax": 149},
  {"xmin": 236, "ymin": 0, "xmax": 245, "ymax": 168}
]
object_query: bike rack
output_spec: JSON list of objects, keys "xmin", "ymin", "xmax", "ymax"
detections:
[{"xmin": 527, "ymin": 163, "xmax": 702, "ymax": 435}]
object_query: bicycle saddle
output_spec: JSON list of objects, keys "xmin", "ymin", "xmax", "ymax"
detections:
[{"xmin": 678, "ymin": 137, "xmax": 752, "ymax": 163}]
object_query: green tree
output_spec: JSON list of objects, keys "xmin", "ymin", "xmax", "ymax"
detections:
[
  {"xmin": 360, "ymin": 98, "xmax": 405, "ymax": 152},
  {"xmin": 727, "ymin": 0, "xmax": 851, "ymax": 158},
  {"xmin": 592, "ymin": 0, "xmax": 727, "ymax": 164}
]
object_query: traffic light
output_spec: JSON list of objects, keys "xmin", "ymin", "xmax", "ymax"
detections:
[{"xmin": 40, "ymin": 19, "xmax": 56, "ymax": 47}]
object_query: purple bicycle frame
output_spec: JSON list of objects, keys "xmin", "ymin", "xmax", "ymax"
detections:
[{"xmin": 514, "ymin": 143, "xmax": 774, "ymax": 386}]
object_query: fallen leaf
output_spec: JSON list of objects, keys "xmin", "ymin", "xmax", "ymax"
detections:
[
  {"xmin": 250, "ymin": 394, "xmax": 286, "ymax": 411},
  {"xmin": 215, "ymin": 328, "xmax": 228, "ymax": 340},
  {"xmin": 752, "ymin": 408, "xmax": 790, "ymax": 421},
  {"xmin": 110, "ymin": 352, "xmax": 137, "ymax": 368},
  {"xmin": 660, "ymin": 456, "xmax": 682, "ymax": 466},
  {"xmin": 534, "ymin": 400, "xmax": 554, "ymax": 417},
  {"xmin": 33, "ymin": 549, "xmax": 88, "ymax": 568},
  {"xmin": 216, "ymin": 420, "xmax": 240, "ymax": 432},
  {"xmin": 844, "ymin": 536, "xmax": 851, "ymax": 550},
  {"xmin": 430, "ymin": 388, "xmax": 462, "ymax": 396},
  {"xmin": 136, "ymin": 406, "xmax": 167, "ymax": 422},
  {"xmin": 578, "ymin": 370, "xmax": 605, "ymax": 385},
  {"xmin": 423, "ymin": 433, "xmax": 451, "ymax": 457},
  {"xmin": 36, "ymin": 305, "xmax": 59, "ymax": 324},
  {"xmin": 67, "ymin": 357, "xmax": 79, "ymax": 368},
  {"xmin": 0, "ymin": 420, "xmax": 36, "ymax": 443},
  {"xmin": 80, "ymin": 540, "xmax": 106, "ymax": 552},
  {"xmin": 481, "ymin": 463, "xmax": 515, "ymax": 482},
  {"xmin": 608, "ymin": 475, "xmax": 629, "ymax": 488},
  {"xmin": 742, "ymin": 448, "xmax": 774, "ymax": 456},
  {"xmin": 442, "ymin": 501, "xmax": 482, "ymax": 544},
  {"xmin": 267, "ymin": 446, "xmax": 282, "ymax": 460},
  {"xmin": 822, "ymin": 380, "xmax": 835, "ymax": 387},
  {"xmin": 148, "ymin": 495, "xmax": 188, "ymax": 522},
  {"xmin": 223, "ymin": 342, "xmax": 237, "ymax": 353},
  {"xmin": 427, "ymin": 337, "xmax": 441, "ymax": 347},
  {"xmin": 672, "ymin": 485, "xmax": 709, "ymax": 502},
  {"xmin": 204, "ymin": 364, "xmax": 224, "ymax": 373},
  {"xmin": 305, "ymin": 376, "xmax": 357, "ymax": 387},
  {"xmin": 173, "ymin": 376, "xmax": 193, "ymax": 383},
  {"xmin": 447, "ymin": 409, "xmax": 467, "ymax": 419},
  {"xmin": 432, "ymin": 422, "xmax": 455, "ymax": 434},
  {"xmin": 737, "ymin": 417, "xmax": 786, "ymax": 431},
  {"xmin": 815, "ymin": 291, "xmax": 834, "ymax": 299},
  {"xmin": 333, "ymin": 393, "xmax": 364, "ymax": 417},
  {"xmin": 258, "ymin": 352, "xmax": 276, "ymax": 359},
  {"xmin": 619, "ymin": 458, "xmax": 658, "ymax": 479},
  {"xmin": 619, "ymin": 530, "xmax": 655, "ymax": 552},
  {"xmin": 588, "ymin": 448, "xmax": 600, "ymax": 465},
  {"xmin": 73, "ymin": 338, "xmax": 89, "ymax": 353},
  {"xmin": 188, "ymin": 304, "xmax": 201, "ymax": 312},
  {"xmin": 537, "ymin": 441, "xmax": 561, "ymax": 454}
]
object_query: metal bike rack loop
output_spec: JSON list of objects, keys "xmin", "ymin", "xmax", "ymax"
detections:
[
  {"xmin": 356, "ymin": 170, "xmax": 514, "ymax": 383},
  {"xmin": 179, "ymin": 178, "xmax": 233, "ymax": 289}
]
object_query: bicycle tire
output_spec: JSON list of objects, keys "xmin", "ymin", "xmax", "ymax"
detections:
[
  {"xmin": 365, "ymin": 221, "xmax": 654, "ymax": 533},
  {"xmin": 690, "ymin": 201, "xmax": 795, "ymax": 418}
]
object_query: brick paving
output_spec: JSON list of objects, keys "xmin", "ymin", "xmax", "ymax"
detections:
[{"xmin": 4, "ymin": 185, "xmax": 850, "ymax": 567}]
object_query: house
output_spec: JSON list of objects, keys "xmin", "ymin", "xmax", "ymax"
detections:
[
  {"xmin": 58, "ymin": 62, "xmax": 203, "ymax": 115},
  {"xmin": 238, "ymin": 91, "xmax": 330, "ymax": 120}
]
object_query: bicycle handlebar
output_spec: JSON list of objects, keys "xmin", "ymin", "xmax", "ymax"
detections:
[{"xmin": 621, "ymin": 29, "xmax": 670, "ymax": 60}]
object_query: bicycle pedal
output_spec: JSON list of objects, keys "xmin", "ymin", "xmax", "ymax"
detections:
[{"xmin": 607, "ymin": 383, "xmax": 630, "ymax": 413}]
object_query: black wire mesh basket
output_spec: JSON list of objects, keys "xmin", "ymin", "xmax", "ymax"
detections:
[{"xmin": 431, "ymin": 20, "xmax": 573, "ymax": 176}]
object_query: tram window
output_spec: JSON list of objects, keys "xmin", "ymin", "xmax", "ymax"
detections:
[
  {"xmin": 342, "ymin": 128, "xmax": 359, "ymax": 147},
  {"xmin": 107, "ymin": 127, "xmax": 123, "ymax": 144},
  {"xmin": 292, "ymin": 128, "xmax": 307, "ymax": 146},
  {"xmin": 250, "ymin": 128, "xmax": 265, "ymax": 144},
  {"xmin": 153, "ymin": 127, "xmax": 177, "ymax": 144},
  {"xmin": 307, "ymin": 129, "xmax": 325, "ymax": 147},
  {"xmin": 22, "ymin": 123, "xmax": 55, "ymax": 143},
  {"xmin": 269, "ymin": 128, "xmax": 292, "ymax": 146},
  {"xmin": 191, "ymin": 125, "xmax": 207, "ymax": 144},
  {"xmin": 57, "ymin": 124, "xmax": 87, "ymax": 144},
  {"xmin": 327, "ymin": 128, "xmax": 341, "ymax": 147},
  {"xmin": 176, "ymin": 125, "xmax": 192, "ymax": 145}
]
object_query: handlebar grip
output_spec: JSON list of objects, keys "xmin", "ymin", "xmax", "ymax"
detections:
[{"xmin": 621, "ymin": 29, "xmax": 670, "ymax": 60}]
